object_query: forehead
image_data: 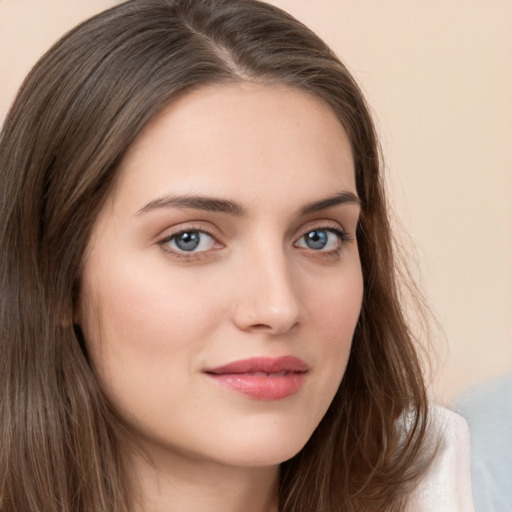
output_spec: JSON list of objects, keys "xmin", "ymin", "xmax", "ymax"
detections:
[{"xmin": 111, "ymin": 83, "xmax": 356, "ymax": 211}]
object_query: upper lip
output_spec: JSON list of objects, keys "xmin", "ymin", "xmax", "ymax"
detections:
[{"xmin": 205, "ymin": 356, "xmax": 309, "ymax": 375}]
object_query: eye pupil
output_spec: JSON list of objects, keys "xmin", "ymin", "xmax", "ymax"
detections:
[
  {"xmin": 175, "ymin": 232, "xmax": 201, "ymax": 251},
  {"xmin": 305, "ymin": 230, "xmax": 328, "ymax": 250}
]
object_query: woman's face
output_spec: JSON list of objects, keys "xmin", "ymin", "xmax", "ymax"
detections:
[{"xmin": 78, "ymin": 83, "xmax": 363, "ymax": 469}]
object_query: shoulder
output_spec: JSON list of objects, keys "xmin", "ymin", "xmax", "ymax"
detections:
[
  {"xmin": 453, "ymin": 374, "xmax": 512, "ymax": 512},
  {"xmin": 406, "ymin": 405, "xmax": 476, "ymax": 512}
]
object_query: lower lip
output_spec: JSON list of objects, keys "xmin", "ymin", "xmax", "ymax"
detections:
[{"xmin": 207, "ymin": 373, "xmax": 307, "ymax": 400}]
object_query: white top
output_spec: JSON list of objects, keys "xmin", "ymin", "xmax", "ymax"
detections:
[{"xmin": 406, "ymin": 406, "xmax": 476, "ymax": 511}]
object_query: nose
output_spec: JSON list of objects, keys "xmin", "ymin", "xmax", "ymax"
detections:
[{"xmin": 231, "ymin": 247, "xmax": 301, "ymax": 336}]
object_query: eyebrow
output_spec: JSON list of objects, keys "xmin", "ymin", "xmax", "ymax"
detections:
[
  {"xmin": 300, "ymin": 191, "xmax": 361, "ymax": 215},
  {"xmin": 136, "ymin": 191, "xmax": 360, "ymax": 217},
  {"xmin": 136, "ymin": 195, "xmax": 247, "ymax": 216}
]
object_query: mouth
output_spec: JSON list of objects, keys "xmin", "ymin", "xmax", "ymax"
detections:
[{"xmin": 204, "ymin": 356, "xmax": 309, "ymax": 400}]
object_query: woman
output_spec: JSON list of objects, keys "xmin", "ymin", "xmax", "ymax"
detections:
[{"xmin": 0, "ymin": 1, "xmax": 473, "ymax": 511}]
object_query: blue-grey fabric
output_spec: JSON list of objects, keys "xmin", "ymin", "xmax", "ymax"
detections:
[{"xmin": 453, "ymin": 373, "xmax": 512, "ymax": 512}]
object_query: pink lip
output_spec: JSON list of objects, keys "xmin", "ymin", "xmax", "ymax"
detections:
[{"xmin": 204, "ymin": 356, "xmax": 309, "ymax": 400}]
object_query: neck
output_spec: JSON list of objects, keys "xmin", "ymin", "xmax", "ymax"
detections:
[{"xmin": 127, "ymin": 443, "xmax": 280, "ymax": 512}]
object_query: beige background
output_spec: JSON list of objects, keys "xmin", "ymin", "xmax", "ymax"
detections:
[{"xmin": 1, "ymin": 0, "xmax": 511, "ymax": 404}]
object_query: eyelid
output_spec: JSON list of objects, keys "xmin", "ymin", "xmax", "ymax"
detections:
[
  {"xmin": 156, "ymin": 220, "xmax": 221, "ymax": 241},
  {"xmin": 295, "ymin": 219, "xmax": 350, "ymax": 239}
]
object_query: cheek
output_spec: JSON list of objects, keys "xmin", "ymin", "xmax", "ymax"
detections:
[
  {"xmin": 308, "ymin": 259, "xmax": 363, "ymax": 346},
  {"xmin": 77, "ymin": 252, "xmax": 239, "ymax": 421},
  {"xmin": 77, "ymin": 263, "xmax": 222, "ymax": 429},
  {"xmin": 80, "ymin": 257, "xmax": 222, "ymax": 356},
  {"xmin": 301, "ymin": 258, "xmax": 363, "ymax": 397}
]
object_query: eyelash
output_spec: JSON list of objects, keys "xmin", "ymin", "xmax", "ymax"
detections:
[
  {"xmin": 158, "ymin": 225, "xmax": 221, "ymax": 259},
  {"xmin": 294, "ymin": 225, "xmax": 354, "ymax": 263},
  {"xmin": 157, "ymin": 224, "xmax": 354, "ymax": 260},
  {"xmin": 296, "ymin": 227, "xmax": 352, "ymax": 253}
]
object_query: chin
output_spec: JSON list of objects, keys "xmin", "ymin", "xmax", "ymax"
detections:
[{"xmin": 208, "ymin": 427, "xmax": 313, "ymax": 468}]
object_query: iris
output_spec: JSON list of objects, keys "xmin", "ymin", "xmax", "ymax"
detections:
[
  {"xmin": 174, "ymin": 231, "xmax": 201, "ymax": 251},
  {"xmin": 304, "ymin": 230, "xmax": 329, "ymax": 250}
]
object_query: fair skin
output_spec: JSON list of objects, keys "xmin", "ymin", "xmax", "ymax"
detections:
[{"xmin": 78, "ymin": 83, "xmax": 363, "ymax": 512}]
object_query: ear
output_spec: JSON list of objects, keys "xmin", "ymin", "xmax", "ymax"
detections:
[
  {"xmin": 60, "ymin": 317, "xmax": 74, "ymax": 328},
  {"xmin": 61, "ymin": 301, "xmax": 79, "ymax": 329}
]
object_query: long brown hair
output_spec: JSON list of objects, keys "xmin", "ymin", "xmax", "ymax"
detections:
[{"xmin": 0, "ymin": 1, "xmax": 433, "ymax": 510}]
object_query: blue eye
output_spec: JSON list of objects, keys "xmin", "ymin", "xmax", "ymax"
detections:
[
  {"xmin": 165, "ymin": 230, "xmax": 216, "ymax": 253},
  {"xmin": 297, "ymin": 229, "xmax": 343, "ymax": 251}
]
